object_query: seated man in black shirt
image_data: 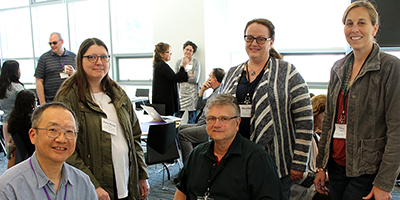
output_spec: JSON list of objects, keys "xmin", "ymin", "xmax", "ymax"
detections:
[{"xmin": 174, "ymin": 94, "xmax": 282, "ymax": 200}]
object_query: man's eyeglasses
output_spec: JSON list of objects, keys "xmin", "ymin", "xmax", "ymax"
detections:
[
  {"xmin": 48, "ymin": 40, "xmax": 60, "ymax": 46},
  {"xmin": 244, "ymin": 35, "xmax": 272, "ymax": 44},
  {"xmin": 83, "ymin": 55, "xmax": 110, "ymax": 63},
  {"xmin": 206, "ymin": 116, "xmax": 238, "ymax": 124},
  {"xmin": 34, "ymin": 126, "xmax": 77, "ymax": 140}
]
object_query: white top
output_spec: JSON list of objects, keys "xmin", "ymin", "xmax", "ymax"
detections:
[{"xmin": 92, "ymin": 92, "xmax": 129, "ymax": 198}]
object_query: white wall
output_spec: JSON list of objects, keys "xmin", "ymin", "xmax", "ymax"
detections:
[{"xmin": 153, "ymin": 0, "xmax": 206, "ymax": 84}]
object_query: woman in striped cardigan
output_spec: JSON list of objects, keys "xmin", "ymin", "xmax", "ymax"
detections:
[{"xmin": 219, "ymin": 18, "xmax": 313, "ymax": 200}]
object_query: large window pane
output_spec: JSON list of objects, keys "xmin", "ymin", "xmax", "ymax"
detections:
[
  {"xmin": 0, "ymin": 0, "xmax": 28, "ymax": 9},
  {"xmin": 118, "ymin": 57, "xmax": 153, "ymax": 81},
  {"xmin": 283, "ymin": 54, "xmax": 345, "ymax": 83},
  {"xmin": 0, "ymin": 8, "xmax": 33, "ymax": 58},
  {"xmin": 110, "ymin": 0, "xmax": 154, "ymax": 54},
  {"xmin": 18, "ymin": 59, "xmax": 36, "ymax": 84},
  {"xmin": 31, "ymin": 4, "xmax": 69, "ymax": 57},
  {"xmin": 68, "ymin": 0, "xmax": 110, "ymax": 53}
]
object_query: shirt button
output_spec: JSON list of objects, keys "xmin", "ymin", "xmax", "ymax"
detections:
[
  {"xmin": 351, "ymin": 119, "xmax": 355, "ymax": 122},
  {"xmin": 208, "ymin": 180, "xmax": 211, "ymax": 183},
  {"xmin": 88, "ymin": 155, "xmax": 91, "ymax": 158},
  {"xmin": 352, "ymin": 95, "xmax": 356, "ymax": 99}
]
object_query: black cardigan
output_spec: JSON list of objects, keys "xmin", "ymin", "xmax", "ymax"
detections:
[{"xmin": 152, "ymin": 61, "xmax": 188, "ymax": 115}]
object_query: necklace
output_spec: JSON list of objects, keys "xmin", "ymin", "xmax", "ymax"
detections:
[
  {"xmin": 247, "ymin": 58, "xmax": 270, "ymax": 77},
  {"xmin": 93, "ymin": 92, "xmax": 104, "ymax": 108},
  {"xmin": 342, "ymin": 59, "xmax": 353, "ymax": 94}
]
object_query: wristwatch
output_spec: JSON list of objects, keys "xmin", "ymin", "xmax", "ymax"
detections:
[{"xmin": 316, "ymin": 168, "xmax": 325, "ymax": 173}]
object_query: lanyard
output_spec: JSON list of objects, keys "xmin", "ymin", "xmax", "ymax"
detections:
[
  {"xmin": 55, "ymin": 55, "xmax": 66, "ymax": 69},
  {"xmin": 29, "ymin": 159, "xmax": 68, "ymax": 200},
  {"xmin": 244, "ymin": 58, "xmax": 269, "ymax": 104}
]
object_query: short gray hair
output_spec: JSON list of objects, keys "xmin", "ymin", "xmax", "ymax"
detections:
[{"xmin": 205, "ymin": 94, "xmax": 240, "ymax": 116}]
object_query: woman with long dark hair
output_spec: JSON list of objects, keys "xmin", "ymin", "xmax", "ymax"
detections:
[
  {"xmin": 7, "ymin": 90, "xmax": 36, "ymax": 164},
  {"xmin": 0, "ymin": 60, "xmax": 24, "ymax": 149}
]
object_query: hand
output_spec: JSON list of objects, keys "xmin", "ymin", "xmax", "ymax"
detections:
[
  {"xmin": 363, "ymin": 186, "xmax": 391, "ymax": 200},
  {"xmin": 64, "ymin": 65, "xmax": 75, "ymax": 75},
  {"xmin": 201, "ymin": 80, "xmax": 211, "ymax": 91},
  {"xmin": 182, "ymin": 57, "xmax": 190, "ymax": 68},
  {"xmin": 290, "ymin": 169, "xmax": 304, "ymax": 182},
  {"xmin": 314, "ymin": 170, "xmax": 329, "ymax": 195},
  {"xmin": 96, "ymin": 187, "xmax": 110, "ymax": 200},
  {"xmin": 140, "ymin": 179, "xmax": 150, "ymax": 200},
  {"xmin": 189, "ymin": 73, "xmax": 193, "ymax": 78}
]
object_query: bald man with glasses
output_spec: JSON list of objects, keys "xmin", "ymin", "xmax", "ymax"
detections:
[
  {"xmin": 174, "ymin": 94, "xmax": 282, "ymax": 200},
  {"xmin": 35, "ymin": 32, "xmax": 76, "ymax": 105}
]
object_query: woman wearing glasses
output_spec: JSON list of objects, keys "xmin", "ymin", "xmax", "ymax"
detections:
[
  {"xmin": 152, "ymin": 42, "xmax": 188, "ymax": 116},
  {"xmin": 315, "ymin": 1, "xmax": 400, "ymax": 199},
  {"xmin": 218, "ymin": 18, "xmax": 313, "ymax": 199},
  {"xmin": 173, "ymin": 41, "xmax": 201, "ymax": 123},
  {"xmin": 55, "ymin": 38, "xmax": 149, "ymax": 200}
]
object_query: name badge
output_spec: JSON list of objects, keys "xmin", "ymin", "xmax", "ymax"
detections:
[
  {"xmin": 102, "ymin": 118, "xmax": 117, "ymax": 136},
  {"xmin": 239, "ymin": 104, "xmax": 251, "ymax": 118},
  {"xmin": 60, "ymin": 72, "xmax": 69, "ymax": 79},
  {"xmin": 333, "ymin": 123, "xmax": 347, "ymax": 139},
  {"xmin": 186, "ymin": 64, "xmax": 193, "ymax": 71},
  {"xmin": 197, "ymin": 196, "xmax": 214, "ymax": 200}
]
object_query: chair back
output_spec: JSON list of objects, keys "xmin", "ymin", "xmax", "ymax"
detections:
[
  {"xmin": 11, "ymin": 133, "xmax": 29, "ymax": 164},
  {"xmin": 146, "ymin": 121, "xmax": 179, "ymax": 165}
]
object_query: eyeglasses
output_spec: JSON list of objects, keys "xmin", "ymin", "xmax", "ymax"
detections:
[
  {"xmin": 206, "ymin": 116, "xmax": 238, "ymax": 124},
  {"xmin": 244, "ymin": 35, "xmax": 272, "ymax": 44},
  {"xmin": 48, "ymin": 40, "xmax": 60, "ymax": 46},
  {"xmin": 34, "ymin": 126, "xmax": 77, "ymax": 140},
  {"xmin": 184, "ymin": 48, "xmax": 193, "ymax": 53},
  {"xmin": 83, "ymin": 55, "xmax": 110, "ymax": 63}
]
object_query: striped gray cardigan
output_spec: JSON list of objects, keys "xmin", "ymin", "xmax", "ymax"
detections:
[{"xmin": 219, "ymin": 58, "xmax": 313, "ymax": 177}]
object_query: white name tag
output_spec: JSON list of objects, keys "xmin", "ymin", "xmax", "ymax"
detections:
[
  {"xmin": 102, "ymin": 118, "xmax": 117, "ymax": 136},
  {"xmin": 239, "ymin": 104, "xmax": 251, "ymax": 118},
  {"xmin": 333, "ymin": 124, "xmax": 347, "ymax": 139},
  {"xmin": 60, "ymin": 72, "xmax": 69, "ymax": 79},
  {"xmin": 186, "ymin": 64, "xmax": 193, "ymax": 71}
]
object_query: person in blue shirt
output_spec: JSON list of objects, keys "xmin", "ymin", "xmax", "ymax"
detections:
[{"xmin": 0, "ymin": 102, "xmax": 97, "ymax": 199}]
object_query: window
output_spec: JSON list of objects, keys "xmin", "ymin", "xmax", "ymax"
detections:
[
  {"xmin": 118, "ymin": 56, "xmax": 153, "ymax": 82},
  {"xmin": 0, "ymin": 0, "xmax": 28, "ymax": 9},
  {"xmin": 31, "ymin": 4, "xmax": 69, "ymax": 55},
  {"xmin": 0, "ymin": 8, "xmax": 33, "ymax": 58},
  {"xmin": 110, "ymin": 0, "xmax": 154, "ymax": 54}
]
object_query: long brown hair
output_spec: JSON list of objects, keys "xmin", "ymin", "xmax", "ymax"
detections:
[
  {"xmin": 311, "ymin": 94, "xmax": 327, "ymax": 132},
  {"xmin": 244, "ymin": 18, "xmax": 283, "ymax": 60},
  {"xmin": 58, "ymin": 38, "xmax": 119, "ymax": 104},
  {"xmin": 153, "ymin": 42, "xmax": 170, "ymax": 67}
]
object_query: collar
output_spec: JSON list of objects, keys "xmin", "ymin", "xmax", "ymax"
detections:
[
  {"xmin": 30, "ymin": 152, "xmax": 72, "ymax": 190},
  {"xmin": 212, "ymin": 85, "xmax": 220, "ymax": 92},
  {"xmin": 50, "ymin": 48, "xmax": 69, "ymax": 57},
  {"xmin": 202, "ymin": 133, "xmax": 243, "ymax": 161}
]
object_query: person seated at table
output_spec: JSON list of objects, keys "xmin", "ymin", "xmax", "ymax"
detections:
[
  {"xmin": 174, "ymin": 94, "xmax": 282, "ymax": 200},
  {"xmin": 178, "ymin": 68, "xmax": 225, "ymax": 164},
  {"xmin": 0, "ymin": 102, "xmax": 97, "ymax": 199},
  {"xmin": 7, "ymin": 89, "xmax": 37, "ymax": 165}
]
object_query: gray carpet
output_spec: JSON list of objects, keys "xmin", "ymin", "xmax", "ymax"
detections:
[{"xmin": 147, "ymin": 162, "xmax": 181, "ymax": 200}]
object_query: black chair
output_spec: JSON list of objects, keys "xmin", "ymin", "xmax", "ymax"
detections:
[
  {"xmin": 11, "ymin": 133, "xmax": 29, "ymax": 165},
  {"xmin": 145, "ymin": 121, "xmax": 181, "ymax": 189}
]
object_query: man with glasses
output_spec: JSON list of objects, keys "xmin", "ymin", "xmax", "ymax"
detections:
[
  {"xmin": 35, "ymin": 32, "xmax": 76, "ymax": 105},
  {"xmin": 0, "ymin": 102, "xmax": 97, "ymax": 199},
  {"xmin": 178, "ymin": 68, "xmax": 225, "ymax": 165},
  {"xmin": 174, "ymin": 94, "xmax": 282, "ymax": 200}
]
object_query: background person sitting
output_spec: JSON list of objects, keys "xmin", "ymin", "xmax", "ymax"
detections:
[
  {"xmin": 7, "ymin": 90, "xmax": 37, "ymax": 165},
  {"xmin": 0, "ymin": 102, "xmax": 97, "ymax": 199},
  {"xmin": 178, "ymin": 68, "xmax": 225, "ymax": 164}
]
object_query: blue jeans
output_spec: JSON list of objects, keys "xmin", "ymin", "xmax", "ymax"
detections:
[
  {"xmin": 174, "ymin": 110, "xmax": 197, "ymax": 124},
  {"xmin": 280, "ymin": 175, "xmax": 292, "ymax": 200},
  {"xmin": 328, "ymin": 158, "xmax": 376, "ymax": 200}
]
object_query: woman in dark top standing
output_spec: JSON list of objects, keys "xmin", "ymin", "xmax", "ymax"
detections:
[
  {"xmin": 152, "ymin": 42, "xmax": 188, "ymax": 116},
  {"xmin": 7, "ymin": 90, "xmax": 36, "ymax": 164}
]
